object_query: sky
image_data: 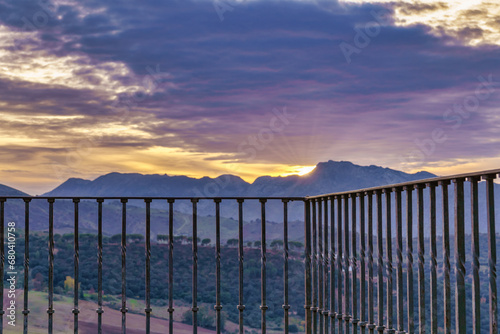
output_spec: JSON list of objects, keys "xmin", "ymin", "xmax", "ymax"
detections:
[{"xmin": 0, "ymin": 0, "xmax": 499, "ymax": 195}]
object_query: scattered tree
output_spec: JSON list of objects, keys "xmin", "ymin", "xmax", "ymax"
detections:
[{"xmin": 226, "ymin": 239, "xmax": 238, "ymax": 247}]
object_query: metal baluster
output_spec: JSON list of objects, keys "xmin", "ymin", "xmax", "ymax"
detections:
[
  {"xmin": 384, "ymin": 189, "xmax": 394, "ymax": 334},
  {"xmin": 416, "ymin": 184, "xmax": 425, "ymax": 334},
  {"xmin": 48, "ymin": 198, "xmax": 55, "ymax": 334},
  {"xmin": 168, "ymin": 199, "xmax": 175, "ymax": 334},
  {"xmin": 330, "ymin": 196, "xmax": 336, "ymax": 334},
  {"xmin": 192, "ymin": 199, "xmax": 199, "ymax": 334},
  {"xmin": 313, "ymin": 199, "xmax": 318, "ymax": 334},
  {"xmin": 319, "ymin": 199, "xmax": 324, "ymax": 334},
  {"xmin": 237, "ymin": 199, "xmax": 245, "ymax": 333},
  {"xmin": 214, "ymin": 199, "xmax": 223, "ymax": 334},
  {"xmin": 23, "ymin": 198, "xmax": 31, "ymax": 334},
  {"xmin": 97, "ymin": 199, "xmax": 104, "ymax": 334},
  {"xmin": 405, "ymin": 186, "xmax": 414, "ymax": 334},
  {"xmin": 352, "ymin": 193, "xmax": 359, "ymax": 333},
  {"xmin": 283, "ymin": 199, "xmax": 291, "ymax": 334},
  {"xmin": 439, "ymin": 181, "xmax": 451, "ymax": 334},
  {"xmin": 453, "ymin": 178, "xmax": 466, "ymax": 334},
  {"xmin": 343, "ymin": 195, "xmax": 351, "ymax": 333},
  {"xmin": 469, "ymin": 176, "xmax": 481, "ymax": 334},
  {"xmin": 366, "ymin": 191, "xmax": 375, "ymax": 334},
  {"xmin": 305, "ymin": 199, "xmax": 313, "ymax": 334},
  {"xmin": 323, "ymin": 198, "xmax": 329, "ymax": 334},
  {"xmin": 121, "ymin": 198, "xmax": 128, "ymax": 334},
  {"xmin": 428, "ymin": 182, "xmax": 437, "ymax": 334},
  {"xmin": 359, "ymin": 193, "xmax": 367, "ymax": 334},
  {"xmin": 260, "ymin": 198, "xmax": 268, "ymax": 334},
  {"xmin": 393, "ymin": 187, "xmax": 404, "ymax": 334},
  {"xmin": 145, "ymin": 199, "xmax": 152, "ymax": 334},
  {"xmin": 73, "ymin": 199, "xmax": 80, "ymax": 334},
  {"xmin": 484, "ymin": 174, "xmax": 498, "ymax": 334},
  {"xmin": 337, "ymin": 196, "xmax": 344, "ymax": 334},
  {"xmin": 375, "ymin": 190, "xmax": 384, "ymax": 334}
]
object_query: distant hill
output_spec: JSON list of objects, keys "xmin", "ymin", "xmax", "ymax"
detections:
[{"xmin": 0, "ymin": 183, "xmax": 29, "ymax": 197}]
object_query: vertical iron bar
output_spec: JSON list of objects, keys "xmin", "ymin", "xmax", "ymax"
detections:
[
  {"xmin": 260, "ymin": 199, "xmax": 268, "ymax": 334},
  {"xmin": 121, "ymin": 198, "xmax": 128, "ymax": 334},
  {"xmin": 23, "ymin": 198, "xmax": 31, "ymax": 334},
  {"xmin": 344, "ymin": 195, "xmax": 351, "ymax": 334},
  {"xmin": 416, "ymin": 184, "xmax": 425, "ymax": 334},
  {"xmin": 283, "ymin": 199, "xmax": 291, "ymax": 334},
  {"xmin": 305, "ymin": 199, "xmax": 313, "ymax": 334},
  {"xmin": 237, "ymin": 199, "xmax": 245, "ymax": 333},
  {"xmin": 384, "ymin": 189, "xmax": 394, "ymax": 334},
  {"xmin": 323, "ymin": 198, "xmax": 329, "ymax": 334},
  {"xmin": 215, "ymin": 199, "xmax": 223, "ymax": 334},
  {"xmin": 375, "ymin": 190, "xmax": 384, "ymax": 334},
  {"xmin": 394, "ymin": 187, "xmax": 404, "ymax": 334},
  {"xmin": 453, "ymin": 178, "xmax": 466, "ymax": 334},
  {"xmin": 313, "ymin": 199, "xmax": 318, "ymax": 334},
  {"xmin": 0, "ymin": 198, "xmax": 4, "ymax": 331},
  {"xmin": 168, "ymin": 199, "xmax": 175, "ymax": 334},
  {"xmin": 415, "ymin": 184, "xmax": 426, "ymax": 334},
  {"xmin": 469, "ymin": 176, "xmax": 481, "ymax": 334},
  {"xmin": 351, "ymin": 193, "xmax": 359, "ymax": 333},
  {"xmin": 337, "ymin": 196, "xmax": 344, "ymax": 334},
  {"xmin": 97, "ymin": 199, "xmax": 104, "ymax": 334},
  {"xmin": 484, "ymin": 174, "xmax": 498, "ymax": 334},
  {"xmin": 330, "ymin": 197, "xmax": 336, "ymax": 334},
  {"xmin": 192, "ymin": 199, "xmax": 199, "ymax": 334},
  {"xmin": 428, "ymin": 182, "xmax": 437, "ymax": 334},
  {"xmin": 73, "ymin": 199, "xmax": 80, "ymax": 334},
  {"xmin": 439, "ymin": 181, "xmax": 451, "ymax": 334},
  {"xmin": 319, "ymin": 199, "xmax": 324, "ymax": 334},
  {"xmin": 405, "ymin": 186, "xmax": 414, "ymax": 334},
  {"xmin": 360, "ymin": 193, "xmax": 367, "ymax": 334},
  {"xmin": 145, "ymin": 199, "xmax": 152, "ymax": 334},
  {"xmin": 367, "ymin": 191, "xmax": 375, "ymax": 334},
  {"xmin": 48, "ymin": 198, "xmax": 55, "ymax": 334}
]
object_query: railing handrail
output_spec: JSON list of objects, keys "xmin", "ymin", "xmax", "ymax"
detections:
[
  {"xmin": 306, "ymin": 167, "xmax": 500, "ymax": 199},
  {"xmin": 0, "ymin": 196, "xmax": 306, "ymax": 200}
]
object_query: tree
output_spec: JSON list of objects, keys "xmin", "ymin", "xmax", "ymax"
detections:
[
  {"xmin": 128, "ymin": 234, "xmax": 144, "ymax": 243},
  {"xmin": 226, "ymin": 239, "xmax": 238, "ymax": 247},
  {"xmin": 64, "ymin": 276, "xmax": 75, "ymax": 293},
  {"xmin": 290, "ymin": 241, "xmax": 304, "ymax": 250},
  {"xmin": 157, "ymin": 234, "xmax": 169, "ymax": 242},
  {"xmin": 201, "ymin": 238, "xmax": 211, "ymax": 246},
  {"xmin": 270, "ymin": 239, "xmax": 283, "ymax": 249},
  {"xmin": 181, "ymin": 305, "xmax": 225, "ymax": 331},
  {"xmin": 254, "ymin": 241, "xmax": 261, "ymax": 248}
]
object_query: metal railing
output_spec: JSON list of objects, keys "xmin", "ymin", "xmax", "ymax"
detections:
[
  {"xmin": 305, "ymin": 168, "xmax": 500, "ymax": 334},
  {"xmin": 0, "ymin": 168, "xmax": 498, "ymax": 333},
  {"xmin": 0, "ymin": 196, "xmax": 304, "ymax": 334}
]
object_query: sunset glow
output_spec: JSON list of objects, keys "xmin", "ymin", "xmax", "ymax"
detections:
[{"xmin": 0, "ymin": 0, "xmax": 498, "ymax": 194}]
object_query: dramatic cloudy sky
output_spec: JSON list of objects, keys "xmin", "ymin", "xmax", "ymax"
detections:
[{"xmin": 0, "ymin": 0, "xmax": 499, "ymax": 194}]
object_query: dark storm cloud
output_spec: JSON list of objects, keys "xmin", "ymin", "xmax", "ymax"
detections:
[{"xmin": 0, "ymin": 0, "xmax": 499, "ymax": 168}]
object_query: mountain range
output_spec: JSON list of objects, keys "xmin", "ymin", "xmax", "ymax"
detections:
[
  {"xmin": 42, "ymin": 160, "xmax": 436, "ymax": 198},
  {"xmin": 0, "ymin": 161, "xmax": 497, "ymax": 241}
]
